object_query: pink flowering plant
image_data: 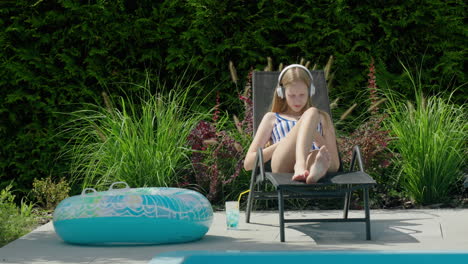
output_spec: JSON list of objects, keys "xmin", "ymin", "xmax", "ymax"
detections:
[
  {"xmin": 338, "ymin": 58, "xmax": 393, "ymax": 181},
  {"xmin": 235, "ymin": 70, "xmax": 254, "ymax": 139},
  {"xmin": 185, "ymin": 77, "xmax": 253, "ymax": 202}
]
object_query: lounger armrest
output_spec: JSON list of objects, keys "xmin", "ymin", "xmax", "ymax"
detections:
[
  {"xmin": 350, "ymin": 145, "xmax": 366, "ymax": 172},
  {"xmin": 250, "ymin": 147, "xmax": 266, "ymax": 184}
]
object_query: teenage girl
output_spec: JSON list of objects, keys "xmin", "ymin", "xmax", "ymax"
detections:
[{"xmin": 243, "ymin": 64, "xmax": 340, "ymax": 184}]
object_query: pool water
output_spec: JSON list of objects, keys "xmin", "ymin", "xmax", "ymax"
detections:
[{"xmin": 149, "ymin": 251, "xmax": 468, "ymax": 264}]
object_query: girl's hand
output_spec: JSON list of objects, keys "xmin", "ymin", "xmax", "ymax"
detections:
[{"xmin": 314, "ymin": 133, "xmax": 326, "ymax": 147}]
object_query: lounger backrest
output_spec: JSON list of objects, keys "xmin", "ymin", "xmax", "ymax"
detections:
[{"xmin": 252, "ymin": 70, "xmax": 331, "ymax": 135}]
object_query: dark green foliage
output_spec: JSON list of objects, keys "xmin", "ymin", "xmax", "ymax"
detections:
[
  {"xmin": 0, "ymin": 185, "xmax": 35, "ymax": 246},
  {"xmin": 0, "ymin": 0, "xmax": 465, "ymax": 196}
]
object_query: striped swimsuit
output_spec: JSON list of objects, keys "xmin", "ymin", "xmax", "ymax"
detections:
[{"xmin": 271, "ymin": 113, "xmax": 322, "ymax": 150}]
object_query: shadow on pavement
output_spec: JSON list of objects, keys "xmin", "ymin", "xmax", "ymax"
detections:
[{"xmin": 289, "ymin": 218, "xmax": 424, "ymax": 245}]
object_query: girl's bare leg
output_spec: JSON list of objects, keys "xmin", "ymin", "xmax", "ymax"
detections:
[
  {"xmin": 304, "ymin": 111, "xmax": 340, "ymax": 183},
  {"xmin": 292, "ymin": 107, "xmax": 321, "ymax": 179},
  {"xmin": 271, "ymin": 108, "xmax": 322, "ymax": 177},
  {"xmin": 318, "ymin": 111, "xmax": 340, "ymax": 172}
]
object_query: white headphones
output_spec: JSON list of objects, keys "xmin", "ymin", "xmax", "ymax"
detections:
[{"xmin": 276, "ymin": 64, "xmax": 315, "ymax": 99}]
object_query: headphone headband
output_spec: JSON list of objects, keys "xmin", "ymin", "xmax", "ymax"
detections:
[{"xmin": 276, "ymin": 64, "xmax": 315, "ymax": 99}]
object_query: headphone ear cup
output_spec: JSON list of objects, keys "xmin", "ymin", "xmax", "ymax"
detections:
[
  {"xmin": 276, "ymin": 86, "xmax": 284, "ymax": 98},
  {"xmin": 310, "ymin": 83, "xmax": 316, "ymax": 97}
]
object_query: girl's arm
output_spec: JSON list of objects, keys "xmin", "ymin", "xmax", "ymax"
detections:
[
  {"xmin": 319, "ymin": 110, "xmax": 337, "ymax": 143},
  {"xmin": 243, "ymin": 112, "xmax": 277, "ymax": 171},
  {"xmin": 312, "ymin": 110, "xmax": 330, "ymax": 147}
]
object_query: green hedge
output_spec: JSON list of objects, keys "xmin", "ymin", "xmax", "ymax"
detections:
[{"xmin": 0, "ymin": 0, "xmax": 465, "ymax": 194}]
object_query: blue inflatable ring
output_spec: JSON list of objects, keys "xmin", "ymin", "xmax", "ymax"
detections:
[{"xmin": 53, "ymin": 182, "xmax": 213, "ymax": 245}]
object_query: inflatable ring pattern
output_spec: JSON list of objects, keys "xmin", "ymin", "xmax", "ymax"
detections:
[{"xmin": 54, "ymin": 188, "xmax": 212, "ymax": 222}]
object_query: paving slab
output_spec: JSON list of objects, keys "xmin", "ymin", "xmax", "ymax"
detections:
[{"xmin": 1, "ymin": 209, "xmax": 467, "ymax": 264}]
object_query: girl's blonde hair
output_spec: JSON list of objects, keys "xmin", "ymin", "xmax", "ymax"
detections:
[{"xmin": 271, "ymin": 66, "xmax": 313, "ymax": 113}]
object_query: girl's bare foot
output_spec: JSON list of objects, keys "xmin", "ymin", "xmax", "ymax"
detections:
[
  {"xmin": 306, "ymin": 146, "xmax": 331, "ymax": 184},
  {"xmin": 292, "ymin": 164, "xmax": 309, "ymax": 181},
  {"xmin": 292, "ymin": 151, "xmax": 318, "ymax": 182}
]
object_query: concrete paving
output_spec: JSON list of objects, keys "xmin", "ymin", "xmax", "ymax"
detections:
[{"xmin": 1, "ymin": 209, "xmax": 468, "ymax": 263}]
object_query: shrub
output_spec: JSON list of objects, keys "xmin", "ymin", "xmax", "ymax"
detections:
[
  {"xmin": 32, "ymin": 176, "xmax": 70, "ymax": 210},
  {"xmin": 61, "ymin": 80, "xmax": 206, "ymax": 190},
  {"xmin": 339, "ymin": 115, "xmax": 392, "ymax": 174},
  {"xmin": 234, "ymin": 69, "xmax": 254, "ymax": 145},
  {"xmin": 0, "ymin": 185, "xmax": 35, "ymax": 247},
  {"xmin": 338, "ymin": 58, "xmax": 393, "ymax": 180},
  {"xmin": 384, "ymin": 65, "xmax": 467, "ymax": 205},
  {"xmin": 184, "ymin": 67, "xmax": 257, "ymax": 204},
  {"xmin": 185, "ymin": 93, "xmax": 245, "ymax": 202}
]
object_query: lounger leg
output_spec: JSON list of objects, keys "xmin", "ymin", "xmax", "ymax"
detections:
[
  {"xmin": 246, "ymin": 190, "xmax": 253, "ymax": 223},
  {"xmin": 364, "ymin": 187, "xmax": 371, "ymax": 240},
  {"xmin": 343, "ymin": 192, "xmax": 349, "ymax": 219},
  {"xmin": 246, "ymin": 175, "xmax": 257, "ymax": 224},
  {"xmin": 246, "ymin": 163, "xmax": 261, "ymax": 223},
  {"xmin": 343, "ymin": 185, "xmax": 351, "ymax": 219},
  {"xmin": 278, "ymin": 188, "xmax": 285, "ymax": 242}
]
